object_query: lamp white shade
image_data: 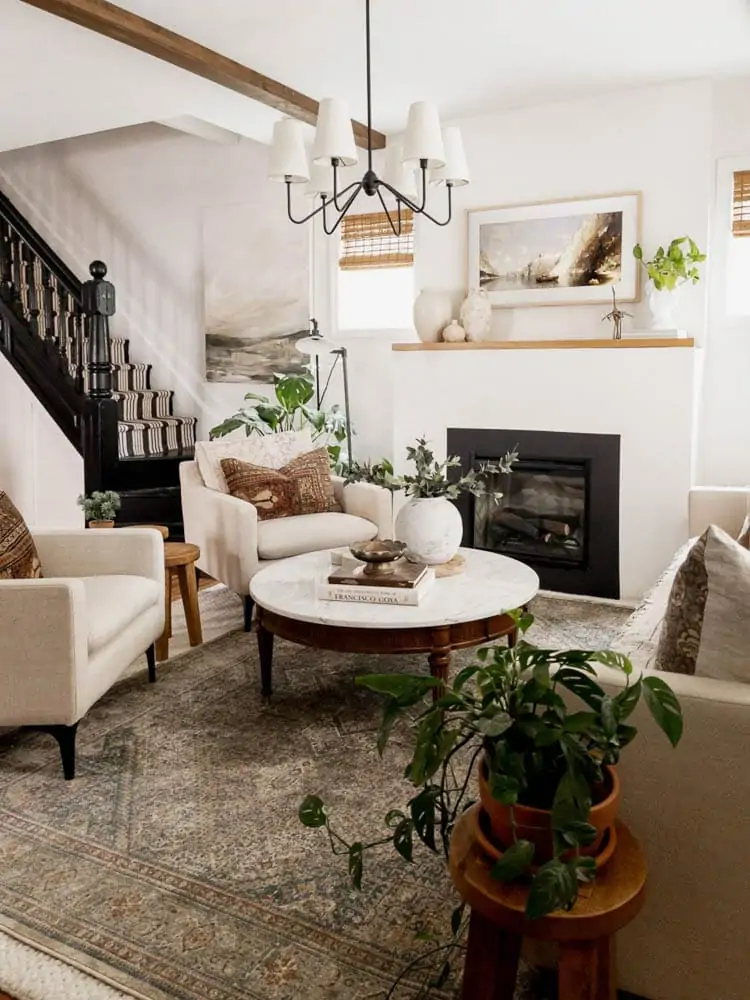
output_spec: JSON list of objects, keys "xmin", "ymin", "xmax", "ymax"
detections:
[
  {"xmin": 295, "ymin": 334, "xmax": 337, "ymax": 356},
  {"xmin": 312, "ymin": 99, "xmax": 358, "ymax": 167},
  {"xmin": 431, "ymin": 126, "xmax": 470, "ymax": 187},
  {"xmin": 306, "ymin": 161, "xmax": 335, "ymax": 198},
  {"xmin": 384, "ymin": 142, "xmax": 417, "ymax": 200},
  {"xmin": 268, "ymin": 118, "xmax": 310, "ymax": 183},
  {"xmin": 403, "ymin": 102, "xmax": 446, "ymax": 169}
]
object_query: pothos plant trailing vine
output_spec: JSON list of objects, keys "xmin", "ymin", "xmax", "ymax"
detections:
[{"xmin": 299, "ymin": 612, "xmax": 683, "ymax": 996}]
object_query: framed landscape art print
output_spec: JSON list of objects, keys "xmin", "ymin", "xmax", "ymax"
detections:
[{"xmin": 467, "ymin": 192, "xmax": 641, "ymax": 308}]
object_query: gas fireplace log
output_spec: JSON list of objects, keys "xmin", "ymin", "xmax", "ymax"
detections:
[{"xmin": 492, "ymin": 510, "xmax": 540, "ymax": 539}]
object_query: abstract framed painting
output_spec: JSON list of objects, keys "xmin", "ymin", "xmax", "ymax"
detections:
[
  {"xmin": 467, "ymin": 192, "xmax": 641, "ymax": 308},
  {"xmin": 203, "ymin": 201, "xmax": 310, "ymax": 383}
]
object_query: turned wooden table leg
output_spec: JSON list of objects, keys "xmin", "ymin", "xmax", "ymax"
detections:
[
  {"xmin": 428, "ymin": 647, "xmax": 451, "ymax": 701},
  {"xmin": 177, "ymin": 561, "xmax": 203, "ymax": 647},
  {"xmin": 155, "ymin": 567, "xmax": 171, "ymax": 662},
  {"xmin": 257, "ymin": 621, "xmax": 275, "ymax": 698},
  {"xmin": 461, "ymin": 909, "xmax": 521, "ymax": 1000},
  {"xmin": 595, "ymin": 936, "xmax": 617, "ymax": 1000},
  {"xmin": 559, "ymin": 941, "xmax": 599, "ymax": 1000}
]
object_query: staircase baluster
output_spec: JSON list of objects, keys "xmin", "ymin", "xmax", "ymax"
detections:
[
  {"xmin": 21, "ymin": 245, "xmax": 40, "ymax": 339},
  {"xmin": 40, "ymin": 263, "xmax": 57, "ymax": 348},
  {"xmin": 70, "ymin": 299, "xmax": 85, "ymax": 394},
  {"xmin": 8, "ymin": 230, "xmax": 24, "ymax": 320},
  {"xmin": 0, "ymin": 220, "xmax": 13, "ymax": 304},
  {"xmin": 58, "ymin": 284, "xmax": 70, "ymax": 368}
]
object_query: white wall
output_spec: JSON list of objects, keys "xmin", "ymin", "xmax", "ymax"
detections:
[
  {"xmin": 0, "ymin": 124, "xmax": 308, "ymax": 439},
  {"xmin": 0, "ymin": 356, "xmax": 83, "ymax": 528}
]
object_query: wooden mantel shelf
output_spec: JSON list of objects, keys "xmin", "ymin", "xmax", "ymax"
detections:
[{"xmin": 392, "ymin": 338, "xmax": 694, "ymax": 351}]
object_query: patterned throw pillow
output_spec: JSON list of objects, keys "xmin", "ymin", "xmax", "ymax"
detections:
[
  {"xmin": 195, "ymin": 429, "xmax": 314, "ymax": 494},
  {"xmin": 655, "ymin": 525, "xmax": 750, "ymax": 682},
  {"xmin": 220, "ymin": 461, "xmax": 298, "ymax": 521},
  {"xmin": 0, "ymin": 492, "xmax": 42, "ymax": 579},
  {"xmin": 221, "ymin": 448, "xmax": 340, "ymax": 521}
]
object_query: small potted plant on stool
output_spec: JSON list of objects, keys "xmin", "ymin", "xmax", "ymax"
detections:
[{"xmin": 78, "ymin": 490, "xmax": 121, "ymax": 528}]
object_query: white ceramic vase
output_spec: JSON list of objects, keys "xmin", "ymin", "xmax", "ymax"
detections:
[
  {"xmin": 646, "ymin": 282, "xmax": 681, "ymax": 330},
  {"xmin": 413, "ymin": 289, "xmax": 453, "ymax": 343},
  {"xmin": 395, "ymin": 496, "xmax": 463, "ymax": 565},
  {"xmin": 460, "ymin": 288, "xmax": 492, "ymax": 341},
  {"xmin": 442, "ymin": 320, "xmax": 467, "ymax": 343}
]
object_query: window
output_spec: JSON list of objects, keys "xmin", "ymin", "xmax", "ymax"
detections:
[
  {"xmin": 725, "ymin": 168, "xmax": 750, "ymax": 317},
  {"xmin": 337, "ymin": 210, "xmax": 414, "ymax": 331}
]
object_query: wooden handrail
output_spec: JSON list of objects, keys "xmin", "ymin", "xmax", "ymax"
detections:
[{"xmin": 0, "ymin": 189, "xmax": 82, "ymax": 300}]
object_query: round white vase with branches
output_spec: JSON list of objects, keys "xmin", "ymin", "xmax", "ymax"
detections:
[
  {"xmin": 413, "ymin": 289, "xmax": 453, "ymax": 343},
  {"xmin": 395, "ymin": 497, "xmax": 463, "ymax": 565}
]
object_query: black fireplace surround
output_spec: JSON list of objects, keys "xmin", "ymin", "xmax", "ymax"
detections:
[{"xmin": 448, "ymin": 428, "xmax": 621, "ymax": 599}]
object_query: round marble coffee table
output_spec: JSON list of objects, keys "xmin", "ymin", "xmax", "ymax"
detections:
[{"xmin": 248, "ymin": 548, "xmax": 539, "ymax": 697}]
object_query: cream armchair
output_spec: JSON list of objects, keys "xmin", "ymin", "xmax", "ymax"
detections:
[
  {"xmin": 0, "ymin": 528, "xmax": 164, "ymax": 780},
  {"xmin": 180, "ymin": 460, "xmax": 393, "ymax": 630}
]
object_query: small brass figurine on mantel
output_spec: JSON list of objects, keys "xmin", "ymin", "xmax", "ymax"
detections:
[{"xmin": 602, "ymin": 287, "xmax": 632, "ymax": 340}]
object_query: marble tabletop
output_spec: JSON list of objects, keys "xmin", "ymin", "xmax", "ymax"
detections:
[{"xmin": 249, "ymin": 548, "xmax": 540, "ymax": 630}]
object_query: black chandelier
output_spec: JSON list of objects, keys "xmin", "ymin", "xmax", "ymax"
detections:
[{"xmin": 268, "ymin": 0, "xmax": 470, "ymax": 236}]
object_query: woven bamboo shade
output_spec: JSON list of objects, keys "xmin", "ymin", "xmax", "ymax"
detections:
[
  {"xmin": 339, "ymin": 210, "xmax": 414, "ymax": 270},
  {"xmin": 732, "ymin": 170, "xmax": 750, "ymax": 237}
]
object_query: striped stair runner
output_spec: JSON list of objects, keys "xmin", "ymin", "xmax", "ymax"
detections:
[{"xmin": 75, "ymin": 336, "xmax": 196, "ymax": 459}]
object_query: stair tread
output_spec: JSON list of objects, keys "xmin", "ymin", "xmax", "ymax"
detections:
[
  {"xmin": 119, "ymin": 448, "xmax": 194, "ymax": 462},
  {"xmin": 118, "ymin": 416, "xmax": 197, "ymax": 427}
]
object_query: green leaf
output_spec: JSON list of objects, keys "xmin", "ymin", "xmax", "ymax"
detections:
[
  {"xmin": 552, "ymin": 770, "xmax": 591, "ymax": 831},
  {"xmin": 385, "ymin": 809, "xmax": 406, "ymax": 828},
  {"xmin": 533, "ymin": 661, "xmax": 551, "ymax": 688},
  {"xmin": 377, "ymin": 700, "xmax": 401, "ymax": 756},
  {"xmin": 633, "ymin": 244, "xmax": 643, "ymax": 260},
  {"xmin": 590, "ymin": 650, "xmax": 634, "ymax": 676},
  {"xmin": 562, "ymin": 711, "xmax": 598, "ymax": 733},
  {"xmin": 526, "ymin": 859, "xmax": 578, "ymax": 919},
  {"xmin": 534, "ymin": 725, "xmax": 563, "ymax": 747},
  {"xmin": 476, "ymin": 712, "xmax": 513, "ymax": 738},
  {"xmin": 451, "ymin": 903, "xmax": 465, "ymax": 936},
  {"xmin": 356, "ymin": 673, "xmax": 440, "ymax": 705},
  {"xmin": 490, "ymin": 839, "xmax": 535, "ymax": 882},
  {"xmin": 455, "ymin": 664, "xmax": 482, "ymax": 689},
  {"xmin": 554, "ymin": 668, "xmax": 605, "ymax": 709},
  {"xmin": 572, "ymin": 855, "xmax": 597, "ymax": 883},
  {"xmin": 559, "ymin": 820, "xmax": 598, "ymax": 848},
  {"xmin": 600, "ymin": 696, "xmax": 617, "ymax": 738},
  {"xmin": 299, "ymin": 795, "xmax": 327, "ymax": 828},
  {"xmin": 613, "ymin": 678, "xmax": 642, "ymax": 721},
  {"xmin": 617, "ymin": 723, "xmax": 638, "ymax": 748},
  {"xmin": 410, "ymin": 788, "xmax": 437, "ymax": 852},
  {"xmin": 431, "ymin": 961, "xmax": 451, "ymax": 989},
  {"xmin": 489, "ymin": 772, "xmax": 521, "ymax": 806},
  {"xmin": 642, "ymin": 675, "xmax": 683, "ymax": 747},
  {"xmin": 393, "ymin": 818, "xmax": 414, "ymax": 862},
  {"xmin": 348, "ymin": 842, "xmax": 364, "ymax": 890}
]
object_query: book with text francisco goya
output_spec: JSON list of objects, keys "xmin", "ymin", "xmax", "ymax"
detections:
[{"xmin": 317, "ymin": 570, "xmax": 435, "ymax": 606}]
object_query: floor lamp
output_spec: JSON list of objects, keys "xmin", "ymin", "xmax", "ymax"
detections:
[{"xmin": 295, "ymin": 319, "xmax": 353, "ymax": 472}]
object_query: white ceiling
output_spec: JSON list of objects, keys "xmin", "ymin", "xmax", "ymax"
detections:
[{"xmin": 2, "ymin": 0, "xmax": 750, "ymax": 153}]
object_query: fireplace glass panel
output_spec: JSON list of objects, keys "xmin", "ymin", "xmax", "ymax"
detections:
[{"xmin": 474, "ymin": 459, "xmax": 588, "ymax": 566}]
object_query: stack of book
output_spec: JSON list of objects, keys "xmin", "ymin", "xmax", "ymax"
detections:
[{"xmin": 317, "ymin": 555, "xmax": 435, "ymax": 606}]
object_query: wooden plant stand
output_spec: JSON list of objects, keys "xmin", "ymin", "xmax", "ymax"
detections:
[{"xmin": 450, "ymin": 807, "xmax": 646, "ymax": 1000}]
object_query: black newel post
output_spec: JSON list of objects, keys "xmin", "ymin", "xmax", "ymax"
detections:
[
  {"xmin": 82, "ymin": 260, "xmax": 114, "ymax": 399},
  {"xmin": 82, "ymin": 260, "xmax": 119, "ymax": 493}
]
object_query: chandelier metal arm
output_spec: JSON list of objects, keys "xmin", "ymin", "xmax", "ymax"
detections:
[
  {"xmin": 376, "ymin": 186, "xmax": 401, "ymax": 237},
  {"xmin": 322, "ymin": 183, "xmax": 364, "ymax": 235},
  {"xmin": 285, "ymin": 182, "xmax": 328, "ymax": 225},
  {"xmin": 332, "ymin": 160, "xmax": 361, "ymax": 212},
  {"xmin": 417, "ymin": 183, "xmax": 454, "ymax": 227}
]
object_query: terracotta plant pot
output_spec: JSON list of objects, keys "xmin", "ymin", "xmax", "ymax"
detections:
[
  {"xmin": 478, "ymin": 756, "xmax": 620, "ymax": 864},
  {"xmin": 87, "ymin": 520, "xmax": 115, "ymax": 529}
]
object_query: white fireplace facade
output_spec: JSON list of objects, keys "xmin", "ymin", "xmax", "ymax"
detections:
[{"xmin": 391, "ymin": 344, "xmax": 697, "ymax": 601}]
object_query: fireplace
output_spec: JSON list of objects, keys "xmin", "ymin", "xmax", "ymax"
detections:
[{"xmin": 448, "ymin": 429, "xmax": 621, "ymax": 598}]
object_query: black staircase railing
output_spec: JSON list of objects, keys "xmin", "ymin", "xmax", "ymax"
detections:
[{"xmin": 0, "ymin": 189, "xmax": 119, "ymax": 493}]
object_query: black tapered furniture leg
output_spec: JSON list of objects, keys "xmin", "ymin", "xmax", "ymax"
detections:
[
  {"xmin": 36, "ymin": 723, "xmax": 79, "ymax": 780},
  {"xmin": 146, "ymin": 643, "xmax": 156, "ymax": 683},
  {"xmin": 244, "ymin": 596, "xmax": 255, "ymax": 632}
]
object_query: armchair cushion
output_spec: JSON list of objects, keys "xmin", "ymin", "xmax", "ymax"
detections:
[
  {"xmin": 257, "ymin": 512, "xmax": 377, "ymax": 561},
  {"xmin": 195, "ymin": 429, "xmax": 313, "ymax": 493},
  {"xmin": 0, "ymin": 491, "xmax": 42, "ymax": 579},
  {"xmin": 83, "ymin": 575, "xmax": 162, "ymax": 654}
]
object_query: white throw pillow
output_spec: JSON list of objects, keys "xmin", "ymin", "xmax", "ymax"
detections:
[{"xmin": 194, "ymin": 429, "xmax": 314, "ymax": 493}]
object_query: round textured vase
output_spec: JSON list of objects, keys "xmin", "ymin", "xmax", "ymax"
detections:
[
  {"xmin": 646, "ymin": 282, "xmax": 680, "ymax": 330},
  {"xmin": 478, "ymin": 757, "xmax": 620, "ymax": 864},
  {"xmin": 413, "ymin": 289, "xmax": 453, "ymax": 343},
  {"xmin": 460, "ymin": 288, "xmax": 492, "ymax": 341},
  {"xmin": 88, "ymin": 520, "xmax": 115, "ymax": 529},
  {"xmin": 394, "ymin": 496, "xmax": 463, "ymax": 565}
]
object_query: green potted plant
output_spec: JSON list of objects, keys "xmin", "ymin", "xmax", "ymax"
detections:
[
  {"xmin": 300, "ymin": 612, "xmax": 682, "ymax": 935},
  {"xmin": 209, "ymin": 371, "xmax": 349, "ymax": 470},
  {"xmin": 392, "ymin": 438, "xmax": 517, "ymax": 566},
  {"xmin": 77, "ymin": 490, "xmax": 121, "ymax": 528},
  {"xmin": 632, "ymin": 237, "xmax": 706, "ymax": 330}
]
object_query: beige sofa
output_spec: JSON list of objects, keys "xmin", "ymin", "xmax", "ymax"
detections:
[
  {"xmin": 0, "ymin": 528, "xmax": 164, "ymax": 779},
  {"xmin": 594, "ymin": 487, "xmax": 750, "ymax": 1000},
  {"xmin": 180, "ymin": 447, "xmax": 393, "ymax": 629}
]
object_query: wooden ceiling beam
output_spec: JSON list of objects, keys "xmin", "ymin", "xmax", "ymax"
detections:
[{"xmin": 19, "ymin": 0, "xmax": 386, "ymax": 150}]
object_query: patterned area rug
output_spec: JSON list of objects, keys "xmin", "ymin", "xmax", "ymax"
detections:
[{"xmin": 0, "ymin": 589, "xmax": 631, "ymax": 1000}]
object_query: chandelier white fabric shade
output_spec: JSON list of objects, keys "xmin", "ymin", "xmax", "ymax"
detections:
[
  {"xmin": 306, "ymin": 162, "xmax": 335, "ymax": 198},
  {"xmin": 431, "ymin": 126, "xmax": 470, "ymax": 187},
  {"xmin": 312, "ymin": 99, "xmax": 358, "ymax": 167},
  {"xmin": 295, "ymin": 333, "xmax": 337, "ymax": 356},
  {"xmin": 268, "ymin": 118, "xmax": 310, "ymax": 183},
  {"xmin": 403, "ymin": 102, "xmax": 446, "ymax": 169},
  {"xmin": 384, "ymin": 143, "xmax": 417, "ymax": 200}
]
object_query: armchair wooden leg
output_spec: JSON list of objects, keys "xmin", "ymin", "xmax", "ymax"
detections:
[
  {"xmin": 35, "ymin": 723, "xmax": 79, "ymax": 780},
  {"xmin": 244, "ymin": 596, "xmax": 255, "ymax": 632},
  {"xmin": 146, "ymin": 643, "xmax": 156, "ymax": 683}
]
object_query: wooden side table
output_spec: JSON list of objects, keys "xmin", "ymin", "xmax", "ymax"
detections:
[
  {"xmin": 155, "ymin": 542, "xmax": 203, "ymax": 662},
  {"xmin": 450, "ymin": 807, "xmax": 646, "ymax": 1000}
]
